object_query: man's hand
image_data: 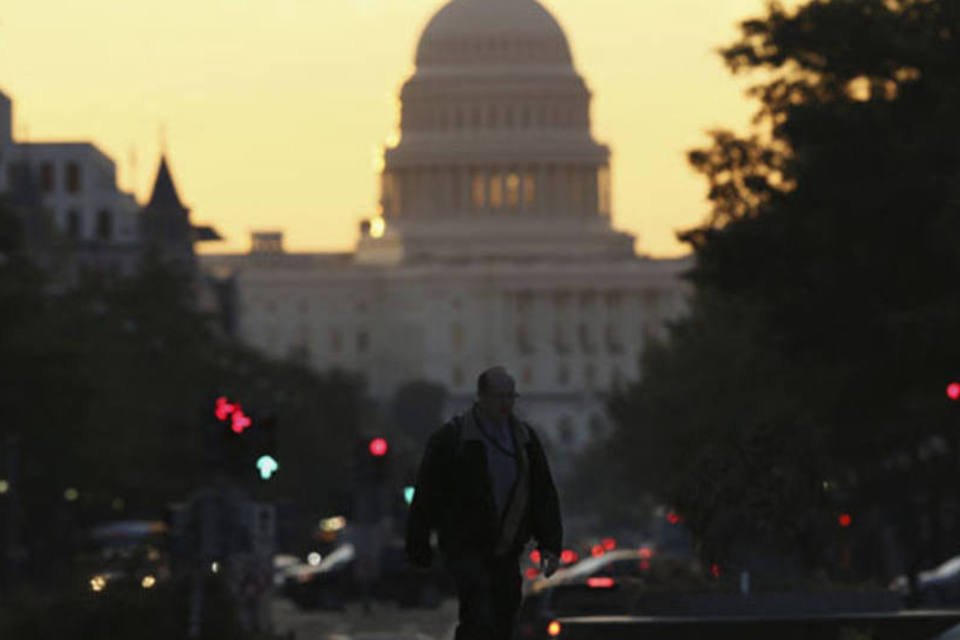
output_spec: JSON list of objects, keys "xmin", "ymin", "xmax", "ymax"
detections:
[{"xmin": 540, "ymin": 550, "xmax": 559, "ymax": 578}]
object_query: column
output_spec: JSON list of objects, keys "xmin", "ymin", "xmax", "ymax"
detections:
[{"xmin": 585, "ymin": 165, "xmax": 599, "ymax": 217}]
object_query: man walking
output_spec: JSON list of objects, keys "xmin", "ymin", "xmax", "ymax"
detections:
[{"xmin": 406, "ymin": 366, "xmax": 562, "ymax": 640}]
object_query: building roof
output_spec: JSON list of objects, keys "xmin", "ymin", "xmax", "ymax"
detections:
[
  {"xmin": 145, "ymin": 155, "xmax": 187, "ymax": 212},
  {"xmin": 415, "ymin": 0, "xmax": 573, "ymax": 69}
]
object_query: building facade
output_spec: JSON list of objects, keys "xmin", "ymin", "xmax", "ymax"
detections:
[
  {"xmin": 201, "ymin": 0, "xmax": 692, "ymax": 462},
  {"xmin": 0, "ymin": 89, "xmax": 218, "ymax": 280}
]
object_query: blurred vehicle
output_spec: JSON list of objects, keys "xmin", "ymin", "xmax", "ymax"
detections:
[
  {"xmin": 518, "ymin": 547, "xmax": 704, "ymax": 640},
  {"xmin": 272, "ymin": 553, "xmax": 305, "ymax": 587},
  {"xmin": 82, "ymin": 520, "xmax": 171, "ymax": 595},
  {"xmin": 890, "ymin": 555, "xmax": 960, "ymax": 606},
  {"xmin": 521, "ymin": 547, "xmax": 582, "ymax": 588},
  {"xmin": 282, "ymin": 538, "xmax": 453, "ymax": 610}
]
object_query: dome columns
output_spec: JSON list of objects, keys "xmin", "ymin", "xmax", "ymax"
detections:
[{"xmin": 380, "ymin": 161, "xmax": 609, "ymax": 219}]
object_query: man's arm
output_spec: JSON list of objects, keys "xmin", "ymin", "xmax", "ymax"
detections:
[
  {"xmin": 405, "ymin": 429, "xmax": 446, "ymax": 567},
  {"xmin": 529, "ymin": 428, "xmax": 563, "ymax": 558}
]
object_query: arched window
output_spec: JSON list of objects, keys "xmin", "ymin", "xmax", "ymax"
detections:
[{"xmin": 95, "ymin": 208, "xmax": 112, "ymax": 241}]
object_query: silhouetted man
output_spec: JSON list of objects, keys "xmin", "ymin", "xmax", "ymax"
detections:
[{"xmin": 406, "ymin": 366, "xmax": 562, "ymax": 640}]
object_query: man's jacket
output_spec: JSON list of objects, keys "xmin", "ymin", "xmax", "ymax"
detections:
[{"xmin": 405, "ymin": 405, "xmax": 562, "ymax": 565}]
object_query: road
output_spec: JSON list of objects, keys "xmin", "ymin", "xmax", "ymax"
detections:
[{"xmin": 271, "ymin": 597, "xmax": 459, "ymax": 640}]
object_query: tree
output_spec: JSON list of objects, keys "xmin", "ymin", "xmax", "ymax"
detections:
[
  {"xmin": 605, "ymin": 0, "xmax": 960, "ymax": 580},
  {"xmin": 0, "ymin": 201, "xmax": 374, "ymax": 583}
]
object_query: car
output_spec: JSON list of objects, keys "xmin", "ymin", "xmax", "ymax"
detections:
[
  {"xmin": 890, "ymin": 555, "xmax": 960, "ymax": 606},
  {"xmin": 518, "ymin": 547, "xmax": 704, "ymax": 640},
  {"xmin": 82, "ymin": 520, "xmax": 171, "ymax": 595}
]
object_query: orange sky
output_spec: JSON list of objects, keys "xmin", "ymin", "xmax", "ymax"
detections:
[{"xmin": 0, "ymin": 0, "xmax": 797, "ymax": 257}]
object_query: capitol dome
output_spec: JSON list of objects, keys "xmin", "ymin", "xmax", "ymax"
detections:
[
  {"xmin": 358, "ymin": 0, "xmax": 635, "ymax": 264},
  {"xmin": 415, "ymin": 0, "xmax": 573, "ymax": 68}
]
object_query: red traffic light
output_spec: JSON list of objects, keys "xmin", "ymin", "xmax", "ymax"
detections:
[
  {"xmin": 947, "ymin": 382, "xmax": 960, "ymax": 401},
  {"xmin": 838, "ymin": 513, "xmax": 852, "ymax": 528},
  {"xmin": 368, "ymin": 437, "xmax": 389, "ymax": 457},
  {"xmin": 214, "ymin": 396, "xmax": 236, "ymax": 421}
]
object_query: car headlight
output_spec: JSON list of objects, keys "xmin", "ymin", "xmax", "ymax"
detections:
[{"xmin": 90, "ymin": 575, "xmax": 107, "ymax": 592}]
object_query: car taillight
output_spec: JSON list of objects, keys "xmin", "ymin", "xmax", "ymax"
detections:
[
  {"xmin": 587, "ymin": 576, "xmax": 615, "ymax": 589},
  {"xmin": 560, "ymin": 549, "xmax": 578, "ymax": 564},
  {"xmin": 547, "ymin": 620, "xmax": 562, "ymax": 637}
]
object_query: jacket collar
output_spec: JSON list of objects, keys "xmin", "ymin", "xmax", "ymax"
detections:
[{"xmin": 462, "ymin": 404, "xmax": 530, "ymax": 446}]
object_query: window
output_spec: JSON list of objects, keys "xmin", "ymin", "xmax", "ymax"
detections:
[
  {"xmin": 67, "ymin": 162, "xmax": 81, "ymax": 193},
  {"xmin": 605, "ymin": 324, "xmax": 624, "ymax": 353},
  {"xmin": 522, "ymin": 364, "xmax": 534, "ymax": 386},
  {"xmin": 584, "ymin": 362, "xmax": 597, "ymax": 388},
  {"xmin": 516, "ymin": 323, "xmax": 534, "ymax": 354},
  {"xmin": 557, "ymin": 362, "xmax": 570, "ymax": 386},
  {"xmin": 40, "ymin": 162, "xmax": 54, "ymax": 193},
  {"xmin": 330, "ymin": 329, "xmax": 343, "ymax": 354},
  {"xmin": 95, "ymin": 208, "xmax": 112, "ymax": 241},
  {"xmin": 356, "ymin": 330, "xmax": 370, "ymax": 354},
  {"xmin": 471, "ymin": 171, "xmax": 486, "ymax": 209},
  {"xmin": 488, "ymin": 172, "xmax": 503, "ymax": 209},
  {"xmin": 553, "ymin": 324, "xmax": 571, "ymax": 354},
  {"xmin": 66, "ymin": 209, "xmax": 81, "ymax": 239},
  {"xmin": 578, "ymin": 323, "xmax": 595, "ymax": 353},
  {"xmin": 523, "ymin": 172, "xmax": 536, "ymax": 208},
  {"xmin": 506, "ymin": 173, "xmax": 520, "ymax": 210}
]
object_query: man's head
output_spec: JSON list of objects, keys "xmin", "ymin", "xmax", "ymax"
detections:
[{"xmin": 476, "ymin": 366, "xmax": 518, "ymax": 422}]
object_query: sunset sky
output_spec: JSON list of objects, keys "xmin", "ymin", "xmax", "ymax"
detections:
[{"xmin": 0, "ymin": 0, "xmax": 798, "ymax": 257}]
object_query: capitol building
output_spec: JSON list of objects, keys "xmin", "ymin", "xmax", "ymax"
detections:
[{"xmin": 202, "ymin": 0, "xmax": 691, "ymax": 460}]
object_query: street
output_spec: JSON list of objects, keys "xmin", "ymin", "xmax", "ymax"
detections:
[{"xmin": 271, "ymin": 597, "xmax": 459, "ymax": 640}]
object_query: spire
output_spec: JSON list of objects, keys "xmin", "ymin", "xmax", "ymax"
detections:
[{"xmin": 146, "ymin": 155, "xmax": 186, "ymax": 212}]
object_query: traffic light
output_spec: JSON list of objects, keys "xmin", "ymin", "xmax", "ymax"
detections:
[
  {"xmin": 353, "ymin": 436, "xmax": 392, "ymax": 523},
  {"xmin": 256, "ymin": 455, "xmax": 279, "ymax": 480},
  {"xmin": 254, "ymin": 413, "xmax": 279, "ymax": 481},
  {"xmin": 947, "ymin": 382, "xmax": 960, "ymax": 401},
  {"xmin": 368, "ymin": 437, "xmax": 389, "ymax": 458},
  {"xmin": 209, "ymin": 395, "xmax": 280, "ymax": 481}
]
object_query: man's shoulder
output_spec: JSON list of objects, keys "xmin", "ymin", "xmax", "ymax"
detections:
[{"xmin": 426, "ymin": 415, "xmax": 465, "ymax": 449}]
